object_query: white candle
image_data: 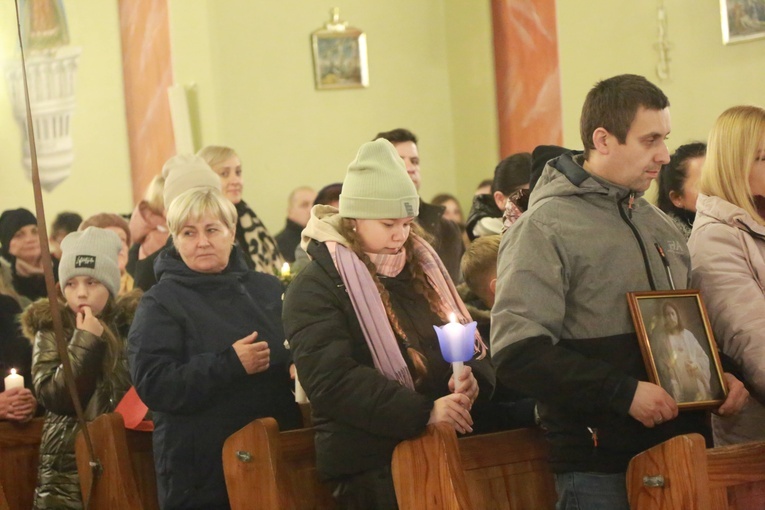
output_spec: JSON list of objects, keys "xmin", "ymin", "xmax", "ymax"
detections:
[
  {"xmin": 294, "ymin": 371, "xmax": 308, "ymax": 404},
  {"xmin": 442, "ymin": 313, "xmax": 466, "ymax": 391},
  {"xmin": 4, "ymin": 369, "xmax": 24, "ymax": 391},
  {"xmin": 281, "ymin": 262, "xmax": 291, "ymax": 278}
]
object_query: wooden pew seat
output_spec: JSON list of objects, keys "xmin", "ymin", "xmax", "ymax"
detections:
[
  {"xmin": 223, "ymin": 417, "xmax": 335, "ymax": 510},
  {"xmin": 392, "ymin": 424, "xmax": 556, "ymax": 510},
  {"xmin": 627, "ymin": 433, "xmax": 765, "ymax": 510},
  {"xmin": 0, "ymin": 417, "xmax": 44, "ymax": 510}
]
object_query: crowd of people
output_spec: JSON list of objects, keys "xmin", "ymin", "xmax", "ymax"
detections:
[{"xmin": 0, "ymin": 73, "xmax": 763, "ymax": 509}]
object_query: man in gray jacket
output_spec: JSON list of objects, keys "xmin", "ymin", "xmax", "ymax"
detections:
[{"xmin": 491, "ymin": 74, "xmax": 748, "ymax": 509}]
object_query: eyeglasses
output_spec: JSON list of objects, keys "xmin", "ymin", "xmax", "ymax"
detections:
[{"xmin": 508, "ymin": 188, "xmax": 531, "ymax": 211}]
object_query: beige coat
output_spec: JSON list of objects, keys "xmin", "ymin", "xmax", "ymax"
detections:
[{"xmin": 688, "ymin": 193, "xmax": 765, "ymax": 445}]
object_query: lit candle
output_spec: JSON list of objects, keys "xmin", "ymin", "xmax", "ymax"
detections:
[
  {"xmin": 294, "ymin": 370, "xmax": 308, "ymax": 404},
  {"xmin": 433, "ymin": 313, "xmax": 477, "ymax": 392},
  {"xmin": 281, "ymin": 262, "xmax": 291, "ymax": 278},
  {"xmin": 4, "ymin": 369, "xmax": 24, "ymax": 391}
]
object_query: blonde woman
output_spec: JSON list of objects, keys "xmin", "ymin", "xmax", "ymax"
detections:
[
  {"xmin": 128, "ymin": 187, "xmax": 300, "ymax": 509},
  {"xmin": 197, "ymin": 145, "xmax": 285, "ymax": 274},
  {"xmin": 688, "ymin": 105, "xmax": 765, "ymax": 445}
]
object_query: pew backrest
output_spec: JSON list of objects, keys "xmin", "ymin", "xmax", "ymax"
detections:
[
  {"xmin": 0, "ymin": 417, "xmax": 43, "ymax": 510},
  {"xmin": 392, "ymin": 424, "xmax": 556, "ymax": 510},
  {"xmin": 223, "ymin": 417, "xmax": 335, "ymax": 510}
]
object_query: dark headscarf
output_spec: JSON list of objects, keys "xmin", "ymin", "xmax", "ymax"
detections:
[{"xmin": 0, "ymin": 208, "xmax": 36, "ymax": 259}]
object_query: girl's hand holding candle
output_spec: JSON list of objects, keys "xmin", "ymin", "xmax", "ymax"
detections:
[{"xmin": 448, "ymin": 365, "xmax": 479, "ymax": 405}]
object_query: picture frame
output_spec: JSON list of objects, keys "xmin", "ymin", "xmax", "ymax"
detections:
[
  {"xmin": 311, "ymin": 9, "xmax": 369, "ymax": 90},
  {"xmin": 720, "ymin": 0, "xmax": 765, "ymax": 44},
  {"xmin": 627, "ymin": 290, "xmax": 727, "ymax": 411}
]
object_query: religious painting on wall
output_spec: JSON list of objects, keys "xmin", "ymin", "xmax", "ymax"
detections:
[
  {"xmin": 311, "ymin": 8, "xmax": 369, "ymax": 90},
  {"xmin": 721, "ymin": 0, "xmax": 765, "ymax": 44}
]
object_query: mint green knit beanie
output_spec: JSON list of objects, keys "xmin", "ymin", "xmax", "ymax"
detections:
[{"xmin": 339, "ymin": 139, "xmax": 420, "ymax": 219}]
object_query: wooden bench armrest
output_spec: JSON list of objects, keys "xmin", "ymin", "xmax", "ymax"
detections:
[
  {"xmin": 75, "ymin": 412, "xmax": 157, "ymax": 510},
  {"xmin": 223, "ymin": 417, "xmax": 334, "ymax": 510},
  {"xmin": 392, "ymin": 422, "xmax": 471, "ymax": 510},
  {"xmin": 628, "ymin": 433, "xmax": 765, "ymax": 510}
]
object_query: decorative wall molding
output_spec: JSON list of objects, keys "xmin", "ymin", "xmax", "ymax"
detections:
[{"xmin": 5, "ymin": 45, "xmax": 81, "ymax": 191}]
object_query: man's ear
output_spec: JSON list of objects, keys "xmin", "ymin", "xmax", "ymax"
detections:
[
  {"xmin": 489, "ymin": 277, "xmax": 497, "ymax": 296},
  {"xmin": 592, "ymin": 127, "xmax": 611, "ymax": 155},
  {"xmin": 493, "ymin": 191, "xmax": 506, "ymax": 211}
]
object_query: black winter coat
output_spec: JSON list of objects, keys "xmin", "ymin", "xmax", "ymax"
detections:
[
  {"xmin": 283, "ymin": 241, "xmax": 494, "ymax": 480},
  {"xmin": 417, "ymin": 200, "xmax": 464, "ymax": 283},
  {"xmin": 129, "ymin": 246, "xmax": 301, "ymax": 510}
]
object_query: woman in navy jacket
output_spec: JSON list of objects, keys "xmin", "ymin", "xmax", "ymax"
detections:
[{"xmin": 129, "ymin": 187, "xmax": 300, "ymax": 510}]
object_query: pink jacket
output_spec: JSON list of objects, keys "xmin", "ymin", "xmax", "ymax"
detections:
[{"xmin": 688, "ymin": 193, "xmax": 765, "ymax": 445}]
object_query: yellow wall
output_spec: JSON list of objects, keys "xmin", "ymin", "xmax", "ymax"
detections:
[
  {"xmin": 557, "ymin": 0, "xmax": 764, "ymax": 151},
  {"xmin": 0, "ymin": 1, "xmax": 131, "ymax": 226},
  {"xmin": 444, "ymin": 1, "xmax": 501, "ymax": 208},
  {"xmin": 169, "ymin": 0, "xmax": 485, "ymax": 231},
  {"xmin": 1, "ymin": 1, "xmax": 763, "ymax": 232}
]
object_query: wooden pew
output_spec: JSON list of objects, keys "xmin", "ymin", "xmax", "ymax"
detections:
[
  {"xmin": 74, "ymin": 413, "xmax": 158, "ymax": 510},
  {"xmin": 222, "ymin": 417, "xmax": 335, "ymax": 510},
  {"xmin": 0, "ymin": 484, "xmax": 9, "ymax": 510},
  {"xmin": 0, "ymin": 417, "xmax": 44, "ymax": 510},
  {"xmin": 392, "ymin": 424, "xmax": 556, "ymax": 510},
  {"xmin": 627, "ymin": 433, "xmax": 765, "ymax": 510}
]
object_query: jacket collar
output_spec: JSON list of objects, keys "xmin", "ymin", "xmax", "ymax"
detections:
[
  {"xmin": 530, "ymin": 152, "xmax": 642, "ymax": 208},
  {"xmin": 695, "ymin": 193, "xmax": 765, "ymax": 238},
  {"xmin": 154, "ymin": 243, "xmax": 249, "ymax": 284}
]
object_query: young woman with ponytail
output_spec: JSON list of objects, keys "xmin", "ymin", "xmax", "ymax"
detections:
[{"xmin": 283, "ymin": 139, "xmax": 495, "ymax": 509}]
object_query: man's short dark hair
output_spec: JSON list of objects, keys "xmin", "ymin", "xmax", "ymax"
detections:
[
  {"xmin": 314, "ymin": 183, "xmax": 343, "ymax": 206},
  {"xmin": 657, "ymin": 142, "xmax": 707, "ymax": 215},
  {"xmin": 52, "ymin": 212, "xmax": 82, "ymax": 236},
  {"xmin": 580, "ymin": 74, "xmax": 669, "ymax": 159},
  {"xmin": 374, "ymin": 128, "xmax": 418, "ymax": 145},
  {"xmin": 492, "ymin": 153, "xmax": 531, "ymax": 195}
]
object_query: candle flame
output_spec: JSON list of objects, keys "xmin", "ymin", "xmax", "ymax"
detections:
[
  {"xmin": 448, "ymin": 312, "xmax": 457, "ymax": 324},
  {"xmin": 281, "ymin": 262, "xmax": 291, "ymax": 276},
  {"xmin": 10, "ymin": 368, "xmax": 16, "ymax": 376}
]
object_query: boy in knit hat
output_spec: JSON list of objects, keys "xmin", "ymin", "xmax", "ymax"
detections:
[{"xmin": 24, "ymin": 226, "xmax": 135, "ymax": 509}]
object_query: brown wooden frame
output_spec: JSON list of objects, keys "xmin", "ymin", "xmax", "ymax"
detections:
[{"xmin": 627, "ymin": 289, "xmax": 727, "ymax": 410}]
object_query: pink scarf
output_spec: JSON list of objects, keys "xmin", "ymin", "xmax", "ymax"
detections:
[{"xmin": 326, "ymin": 234, "xmax": 486, "ymax": 390}]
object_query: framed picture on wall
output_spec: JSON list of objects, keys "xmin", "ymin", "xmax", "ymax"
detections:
[
  {"xmin": 627, "ymin": 290, "xmax": 727, "ymax": 411},
  {"xmin": 311, "ymin": 9, "xmax": 369, "ymax": 90},
  {"xmin": 720, "ymin": 0, "xmax": 765, "ymax": 44}
]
